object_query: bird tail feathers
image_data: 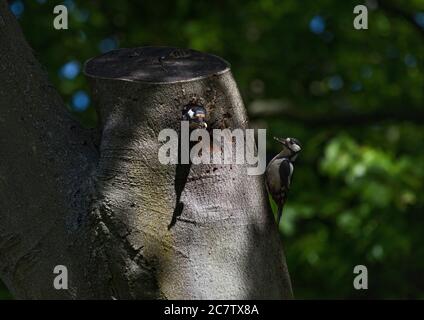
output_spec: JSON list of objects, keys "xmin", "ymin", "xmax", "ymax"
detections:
[{"xmin": 277, "ymin": 205, "xmax": 283, "ymax": 224}]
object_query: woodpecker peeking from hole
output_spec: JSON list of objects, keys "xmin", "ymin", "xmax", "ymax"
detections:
[
  {"xmin": 265, "ymin": 137, "xmax": 302, "ymax": 225},
  {"xmin": 182, "ymin": 104, "xmax": 208, "ymax": 130}
]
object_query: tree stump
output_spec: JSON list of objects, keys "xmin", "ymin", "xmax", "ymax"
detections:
[{"xmin": 84, "ymin": 47, "xmax": 293, "ymax": 299}]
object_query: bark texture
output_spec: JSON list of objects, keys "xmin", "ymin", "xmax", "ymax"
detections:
[
  {"xmin": 0, "ymin": 0, "xmax": 98, "ymax": 298},
  {"xmin": 0, "ymin": 1, "xmax": 292, "ymax": 299}
]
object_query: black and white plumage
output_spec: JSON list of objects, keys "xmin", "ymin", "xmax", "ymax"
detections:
[{"xmin": 265, "ymin": 137, "xmax": 302, "ymax": 224}]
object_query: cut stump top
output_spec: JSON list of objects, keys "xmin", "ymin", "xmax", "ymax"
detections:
[{"xmin": 84, "ymin": 47, "xmax": 230, "ymax": 84}]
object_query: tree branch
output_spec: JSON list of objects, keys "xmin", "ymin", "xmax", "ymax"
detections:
[
  {"xmin": 248, "ymin": 100, "xmax": 424, "ymax": 127},
  {"xmin": 378, "ymin": 0, "xmax": 424, "ymax": 38}
]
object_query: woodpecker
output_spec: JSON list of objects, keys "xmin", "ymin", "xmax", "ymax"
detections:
[
  {"xmin": 182, "ymin": 104, "xmax": 208, "ymax": 130},
  {"xmin": 265, "ymin": 137, "xmax": 302, "ymax": 224}
]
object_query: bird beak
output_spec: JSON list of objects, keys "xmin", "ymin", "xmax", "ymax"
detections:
[
  {"xmin": 273, "ymin": 137, "xmax": 287, "ymax": 145},
  {"xmin": 196, "ymin": 121, "xmax": 207, "ymax": 129}
]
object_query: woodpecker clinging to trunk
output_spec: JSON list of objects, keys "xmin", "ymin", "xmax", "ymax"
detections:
[{"xmin": 265, "ymin": 137, "xmax": 302, "ymax": 224}]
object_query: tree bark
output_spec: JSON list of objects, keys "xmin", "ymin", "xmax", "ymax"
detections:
[
  {"xmin": 0, "ymin": 0, "xmax": 98, "ymax": 299},
  {"xmin": 0, "ymin": 1, "xmax": 292, "ymax": 299}
]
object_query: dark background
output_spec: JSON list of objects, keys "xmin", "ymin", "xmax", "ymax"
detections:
[{"xmin": 1, "ymin": 0, "xmax": 423, "ymax": 299}]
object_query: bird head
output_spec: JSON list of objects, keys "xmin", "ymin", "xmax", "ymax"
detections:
[
  {"xmin": 274, "ymin": 137, "xmax": 302, "ymax": 158},
  {"xmin": 183, "ymin": 105, "xmax": 208, "ymax": 129}
]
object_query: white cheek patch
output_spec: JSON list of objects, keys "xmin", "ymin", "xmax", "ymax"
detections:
[
  {"xmin": 291, "ymin": 144, "xmax": 301, "ymax": 152},
  {"xmin": 187, "ymin": 109, "xmax": 195, "ymax": 118}
]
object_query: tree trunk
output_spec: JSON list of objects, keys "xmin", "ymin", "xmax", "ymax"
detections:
[
  {"xmin": 0, "ymin": 0, "xmax": 98, "ymax": 299},
  {"xmin": 0, "ymin": 1, "xmax": 292, "ymax": 299}
]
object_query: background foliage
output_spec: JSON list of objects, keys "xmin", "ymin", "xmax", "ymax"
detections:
[{"xmin": 2, "ymin": 0, "xmax": 424, "ymax": 299}]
